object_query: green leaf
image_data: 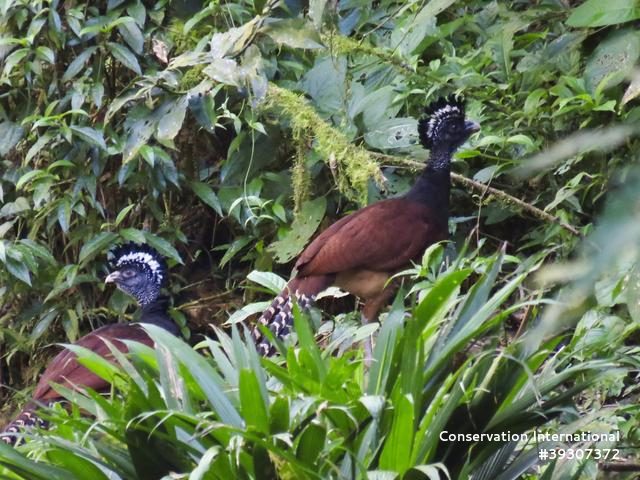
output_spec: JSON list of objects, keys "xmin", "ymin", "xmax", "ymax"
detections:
[
  {"xmin": 79, "ymin": 231, "xmax": 118, "ymax": 263},
  {"xmin": 219, "ymin": 236, "xmax": 251, "ymax": 268},
  {"xmin": 106, "ymin": 41, "xmax": 141, "ymax": 75},
  {"xmin": 567, "ymin": 0, "xmax": 640, "ymax": 27},
  {"xmin": 119, "ymin": 227, "xmax": 147, "ymax": 244},
  {"xmin": 364, "ymin": 117, "xmax": 418, "ymax": 150},
  {"xmin": 35, "ymin": 46, "xmax": 55, "ymax": 64},
  {"xmin": 57, "ymin": 198, "xmax": 72, "ymax": 233},
  {"xmin": 379, "ymin": 394, "xmax": 415, "ymax": 472},
  {"xmin": 0, "ymin": 441, "xmax": 76, "ymax": 480},
  {"xmin": 62, "ymin": 47, "xmax": 97, "ymax": 82},
  {"xmin": 117, "ymin": 20, "xmax": 144, "ymax": 54},
  {"xmin": 156, "ymin": 97, "xmax": 187, "ymax": 142},
  {"xmin": 115, "ymin": 204, "xmax": 136, "ymax": 226},
  {"xmin": 123, "ymin": 118, "xmax": 155, "ymax": 163},
  {"xmin": 267, "ymin": 197, "xmax": 326, "ymax": 263},
  {"xmin": 0, "ymin": 121, "xmax": 24, "ymax": 156},
  {"xmin": 0, "ymin": 196, "xmax": 30, "ymax": 218},
  {"xmin": 239, "ymin": 368, "xmax": 269, "ymax": 433},
  {"xmin": 260, "ymin": 19, "xmax": 324, "ymax": 49},
  {"xmin": 5, "ymin": 256, "xmax": 31, "ymax": 285},
  {"xmin": 296, "ymin": 423, "xmax": 327, "ymax": 463},
  {"xmin": 143, "ymin": 232, "xmax": 183, "ymax": 264},
  {"xmin": 190, "ymin": 181, "xmax": 223, "ymax": 216},
  {"xmin": 584, "ymin": 29, "xmax": 640, "ymax": 93},
  {"xmin": 70, "ymin": 125, "xmax": 107, "ymax": 150},
  {"xmin": 143, "ymin": 325, "xmax": 244, "ymax": 427},
  {"xmin": 61, "ymin": 343, "xmax": 123, "ymax": 384},
  {"xmin": 247, "ymin": 270, "xmax": 287, "ymax": 294}
]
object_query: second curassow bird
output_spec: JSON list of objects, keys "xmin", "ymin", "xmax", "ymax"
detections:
[
  {"xmin": 252, "ymin": 96, "xmax": 479, "ymax": 357},
  {"xmin": 0, "ymin": 242, "xmax": 179, "ymax": 445}
]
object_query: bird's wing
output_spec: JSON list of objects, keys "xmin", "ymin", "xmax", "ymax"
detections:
[
  {"xmin": 33, "ymin": 324, "xmax": 153, "ymax": 402},
  {"xmin": 295, "ymin": 198, "xmax": 446, "ymax": 276}
]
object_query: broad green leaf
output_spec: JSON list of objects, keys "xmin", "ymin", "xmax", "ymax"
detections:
[
  {"xmin": 115, "ymin": 204, "xmax": 136, "ymax": 226},
  {"xmin": 260, "ymin": 19, "xmax": 324, "ymax": 49},
  {"xmin": 202, "ymin": 58, "xmax": 241, "ymax": 86},
  {"xmin": 123, "ymin": 118, "xmax": 155, "ymax": 162},
  {"xmin": 156, "ymin": 97, "xmax": 187, "ymax": 142},
  {"xmin": 143, "ymin": 325, "xmax": 243, "ymax": 427},
  {"xmin": 0, "ymin": 197, "xmax": 30, "ymax": 220},
  {"xmin": 117, "ymin": 20, "xmax": 144, "ymax": 54},
  {"xmin": 379, "ymin": 394, "xmax": 415, "ymax": 472},
  {"xmin": 267, "ymin": 197, "xmax": 326, "ymax": 263},
  {"xmin": 15, "ymin": 169, "xmax": 48, "ymax": 190},
  {"xmin": 57, "ymin": 197, "xmax": 72, "ymax": 233},
  {"xmin": 190, "ymin": 181, "xmax": 223, "ymax": 216},
  {"xmin": 247, "ymin": 270, "xmax": 287, "ymax": 294},
  {"xmin": 106, "ymin": 41, "xmax": 141, "ymax": 75},
  {"xmin": 0, "ymin": 121, "xmax": 24, "ymax": 155},
  {"xmin": 35, "ymin": 46, "xmax": 55, "ymax": 63},
  {"xmin": 239, "ymin": 368, "xmax": 269, "ymax": 433},
  {"xmin": 567, "ymin": 0, "xmax": 640, "ymax": 27},
  {"xmin": 368, "ymin": 293, "xmax": 405, "ymax": 396},
  {"xmin": 143, "ymin": 233, "xmax": 183, "ymax": 264},
  {"xmin": 79, "ymin": 231, "xmax": 118, "ymax": 263},
  {"xmin": 296, "ymin": 422, "xmax": 327, "ymax": 463},
  {"xmin": 5, "ymin": 256, "xmax": 31, "ymax": 285},
  {"xmin": 0, "ymin": 441, "xmax": 76, "ymax": 480},
  {"xmin": 219, "ymin": 236, "xmax": 252, "ymax": 268},
  {"xmin": 70, "ymin": 125, "xmax": 107, "ymax": 150},
  {"xmin": 62, "ymin": 47, "xmax": 97, "ymax": 81},
  {"xmin": 584, "ymin": 29, "xmax": 640, "ymax": 93},
  {"xmin": 1, "ymin": 48, "xmax": 28, "ymax": 77},
  {"xmin": 119, "ymin": 227, "xmax": 147, "ymax": 243},
  {"xmin": 364, "ymin": 117, "xmax": 419, "ymax": 150}
]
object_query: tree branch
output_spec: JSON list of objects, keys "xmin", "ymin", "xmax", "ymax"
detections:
[{"xmin": 372, "ymin": 153, "xmax": 582, "ymax": 237}]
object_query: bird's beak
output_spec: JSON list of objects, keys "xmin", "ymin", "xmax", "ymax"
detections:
[
  {"xmin": 105, "ymin": 271, "xmax": 121, "ymax": 284},
  {"xmin": 465, "ymin": 120, "xmax": 480, "ymax": 133}
]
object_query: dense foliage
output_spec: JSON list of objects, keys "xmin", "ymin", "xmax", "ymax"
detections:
[{"xmin": 2, "ymin": 0, "xmax": 640, "ymax": 478}]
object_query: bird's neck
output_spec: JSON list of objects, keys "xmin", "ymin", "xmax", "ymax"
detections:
[
  {"xmin": 139, "ymin": 296, "xmax": 180, "ymax": 336},
  {"xmin": 405, "ymin": 146, "xmax": 452, "ymax": 214}
]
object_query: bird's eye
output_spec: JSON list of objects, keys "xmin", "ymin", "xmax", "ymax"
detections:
[{"xmin": 122, "ymin": 269, "xmax": 135, "ymax": 278}]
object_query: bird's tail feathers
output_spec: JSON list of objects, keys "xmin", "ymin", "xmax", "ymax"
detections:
[
  {"xmin": 0, "ymin": 404, "xmax": 48, "ymax": 446},
  {"xmin": 252, "ymin": 276, "xmax": 330, "ymax": 356}
]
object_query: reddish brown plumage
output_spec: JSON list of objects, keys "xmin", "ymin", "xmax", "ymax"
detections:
[
  {"xmin": 1, "ymin": 323, "xmax": 155, "ymax": 446},
  {"xmin": 296, "ymin": 199, "xmax": 446, "ymax": 276},
  {"xmin": 252, "ymin": 199, "xmax": 447, "ymax": 356},
  {"xmin": 33, "ymin": 323, "xmax": 153, "ymax": 401},
  {"xmin": 1, "ymin": 243, "xmax": 177, "ymax": 445},
  {"xmin": 253, "ymin": 95, "xmax": 479, "ymax": 357}
]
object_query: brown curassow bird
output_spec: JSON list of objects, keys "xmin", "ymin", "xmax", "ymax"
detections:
[
  {"xmin": 0, "ymin": 242, "xmax": 179, "ymax": 445},
  {"xmin": 252, "ymin": 96, "xmax": 479, "ymax": 357}
]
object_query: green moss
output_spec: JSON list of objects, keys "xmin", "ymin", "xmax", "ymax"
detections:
[
  {"xmin": 180, "ymin": 65, "xmax": 205, "ymax": 90},
  {"xmin": 323, "ymin": 33, "xmax": 413, "ymax": 74},
  {"xmin": 263, "ymin": 84, "xmax": 383, "ymax": 206}
]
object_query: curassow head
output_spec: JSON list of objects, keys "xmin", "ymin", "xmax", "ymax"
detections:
[
  {"xmin": 418, "ymin": 96, "xmax": 479, "ymax": 151},
  {"xmin": 105, "ymin": 242, "xmax": 167, "ymax": 305}
]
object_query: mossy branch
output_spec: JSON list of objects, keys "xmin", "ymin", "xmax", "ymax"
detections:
[
  {"xmin": 322, "ymin": 33, "xmax": 415, "ymax": 74},
  {"xmin": 372, "ymin": 153, "xmax": 582, "ymax": 237},
  {"xmin": 263, "ymin": 83, "xmax": 384, "ymax": 207},
  {"xmin": 261, "ymin": 84, "xmax": 579, "ymax": 237}
]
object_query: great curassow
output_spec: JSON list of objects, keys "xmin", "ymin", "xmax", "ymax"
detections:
[
  {"xmin": 0, "ymin": 242, "xmax": 179, "ymax": 445},
  {"xmin": 252, "ymin": 96, "xmax": 479, "ymax": 357}
]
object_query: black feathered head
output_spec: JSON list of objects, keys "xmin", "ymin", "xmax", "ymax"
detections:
[
  {"xmin": 105, "ymin": 242, "xmax": 167, "ymax": 306},
  {"xmin": 418, "ymin": 96, "xmax": 479, "ymax": 151}
]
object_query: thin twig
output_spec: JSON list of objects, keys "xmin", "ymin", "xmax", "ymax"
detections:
[
  {"xmin": 600, "ymin": 462, "xmax": 640, "ymax": 472},
  {"xmin": 372, "ymin": 153, "xmax": 582, "ymax": 237},
  {"xmin": 179, "ymin": 290, "xmax": 235, "ymax": 310}
]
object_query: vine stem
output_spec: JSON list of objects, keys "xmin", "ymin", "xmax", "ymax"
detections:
[{"xmin": 372, "ymin": 153, "xmax": 582, "ymax": 237}]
